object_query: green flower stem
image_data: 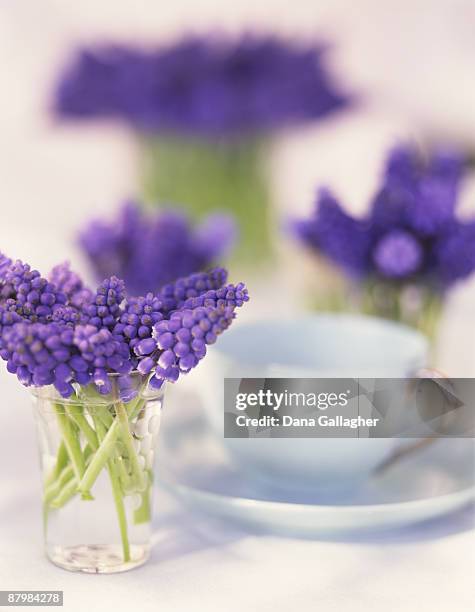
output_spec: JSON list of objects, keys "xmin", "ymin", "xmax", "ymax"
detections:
[
  {"xmin": 133, "ymin": 470, "xmax": 152, "ymax": 525},
  {"xmin": 93, "ymin": 412, "xmax": 131, "ymax": 562},
  {"xmin": 107, "ymin": 461, "xmax": 131, "ymax": 562},
  {"xmin": 50, "ymin": 477, "xmax": 78, "ymax": 509},
  {"xmin": 93, "ymin": 406, "xmax": 135, "ymax": 492},
  {"xmin": 115, "ymin": 402, "xmax": 146, "ymax": 491},
  {"xmin": 113, "ymin": 456, "xmax": 133, "ymax": 495},
  {"xmin": 45, "ymin": 446, "xmax": 93, "ymax": 509},
  {"xmin": 53, "ymin": 404, "xmax": 87, "ymax": 488},
  {"xmin": 417, "ymin": 291, "xmax": 442, "ymax": 343},
  {"xmin": 44, "ymin": 442, "xmax": 68, "ymax": 488},
  {"xmin": 44, "ymin": 464, "xmax": 74, "ymax": 506},
  {"xmin": 95, "ymin": 404, "xmax": 114, "ymax": 428},
  {"xmin": 65, "ymin": 403, "xmax": 99, "ymax": 451},
  {"xmin": 77, "ymin": 419, "xmax": 121, "ymax": 496},
  {"xmin": 128, "ymin": 397, "xmax": 146, "ymax": 421},
  {"xmin": 89, "ymin": 407, "xmax": 133, "ymax": 494}
]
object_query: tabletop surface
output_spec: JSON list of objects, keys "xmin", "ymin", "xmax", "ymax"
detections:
[{"xmin": 1, "ymin": 371, "xmax": 474, "ymax": 612}]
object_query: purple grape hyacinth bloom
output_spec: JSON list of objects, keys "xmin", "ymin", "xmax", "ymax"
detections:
[
  {"xmin": 295, "ymin": 144, "xmax": 474, "ymax": 290},
  {"xmin": 157, "ymin": 267, "xmax": 229, "ymax": 312},
  {"xmin": 73, "ymin": 324, "xmax": 132, "ymax": 394},
  {"xmin": 54, "ymin": 35, "xmax": 351, "ymax": 137},
  {"xmin": 0, "ymin": 259, "xmax": 67, "ymax": 322},
  {"xmin": 150, "ymin": 304, "xmax": 237, "ymax": 386},
  {"xmin": 113, "ymin": 293, "xmax": 165, "ymax": 353},
  {"xmin": 49, "ymin": 262, "xmax": 93, "ymax": 309},
  {"xmin": 82, "ymin": 276, "xmax": 126, "ymax": 330},
  {"xmin": 79, "ymin": 202, "xmax": 235, "ymax": 295},
  {"xmin": 0, "ymin": 255, "xmax": 249, "ymax": 398},
  {"xmin": 294, "ymin": 189, "xmax": 370, "ymax": 277},
  {"xmin": 373, "ymin": 230, "xmax": 423, "ymax": 278},
  {"xmin": 4, "ymin": 321, "xmax": 77, "ymax": 396}
]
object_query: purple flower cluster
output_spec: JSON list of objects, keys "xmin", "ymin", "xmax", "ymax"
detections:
[
  {"xmin": 53, "ymin": 34, "xmax": 350, "ymax": 137},
  {"xmin": 295, "ymin": 144, "xmax": 475, "ymax": 289},
  {"xmin": 49, "ymin": 262, "xmax": 93, "ymax": 309},
  {"xmin": 0, "ymin": 254, "xmax": 248, "ymax": 398},
  {"xmin": 157, "ymin": 268, "xmax": 229, "ymax": 312},
  {"xmin": 79, "ymin": 201, "xmax": 235, "ymax": 295},
  {"xmin": 0, "ymin": 260, "xmax": 67, "ymax": 322}
]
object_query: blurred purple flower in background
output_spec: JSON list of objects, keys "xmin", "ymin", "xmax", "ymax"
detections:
[
  {"xmin": 79, "ymin": 202, "xmax": 235, "ymax": 295},
  {"xmin": 294, "ymin": 144, "xmax": 475, "ymax": 291},
  {"xmin": 372, "ymin": 230, "xmax": 423, "ymax": 279},
  {"xmin": 53, "ymin": 34, "xmax": 351, "ymax": 136}
]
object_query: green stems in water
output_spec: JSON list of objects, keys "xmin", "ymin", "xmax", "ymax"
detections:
[
  {"xmin": 93, "ymin": 414, "xmax": 130, "ymax": 563},
  {"xmin": 65, "ymin": 403, "xmax": 98, "ymax": 450},
  {"xmin": 77, "ymin": 419, "xmax": 121, "ymax": 497},
  {"xmin": 116, "ymin": 402, "xmax": 147, "ymax": 492},
  {"xmin": 53, "ymin": 404, "xmax": 91, "ymax": 499},
  {"xmin": 43, "ymin": 384, "xmax": 155, "ymax": 564}
]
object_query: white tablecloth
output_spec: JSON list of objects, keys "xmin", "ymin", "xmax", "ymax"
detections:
[{"xmin": 1, "ymin": 371, "xmax": 474, "ymax": 612}]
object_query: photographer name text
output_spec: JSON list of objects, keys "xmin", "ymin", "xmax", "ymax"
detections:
[{"xmin": 234, "ymin": 389, "xmax": 379, "ymax": 430}]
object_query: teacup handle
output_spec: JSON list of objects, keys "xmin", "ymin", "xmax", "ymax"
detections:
[
  {"xmin": 375, "ymin": 438, "xmax": 435, "ymax": 473},
  {"xmin": 375, "ymin": 367, "xmax": 450, "ymax": 474}
]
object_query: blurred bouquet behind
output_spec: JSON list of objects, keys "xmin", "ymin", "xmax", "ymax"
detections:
[
  {"xmin": 295, "ymin": 144, "xmax": 475, "ymax": 340},
  {"xmin": 79, "ymin": 201, "xmax": 235, "ymax": 295},
  {"xmin": 54, "ymin": 33, "xmax": 351, "ymax": 264}
]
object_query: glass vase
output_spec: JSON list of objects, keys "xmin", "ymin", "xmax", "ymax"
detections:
[
  {"xmin": 311, "ymin": 272, "xmax": 443, "ymax": 346},
  {"xmin": 140, "ymin": 134, "xmax": 274, "ymax": 265},
  {"xmin": 357, "ymin": 280, "xmax": 443, "ymax": 343},
  {"xmin": 32, "ymin": 374, "xmax": 164, "ymax": 574}
]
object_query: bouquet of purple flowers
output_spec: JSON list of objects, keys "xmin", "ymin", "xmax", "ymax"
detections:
[
  {"xmin": 294, "ymin": 144, "xmax": 475, "ymax": 337},
  {"xmin": 0, "ymin": 252, "xmax": 248, "ymax": 571},
  {"xmin": 54, "ymin": 34, "xmax": 349, "ymax": 136},
  {"xmin": 79, "ymin": 201, "xmax": 236, "ymax": 295},
  {"xmin": 53, "ymin": 34, "xmax": 351, "ymax": 263}
]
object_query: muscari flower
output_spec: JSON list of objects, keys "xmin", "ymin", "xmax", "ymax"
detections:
[
  {"xmin": 113, "ymin": 293, "xmax": 165, "ymax": 353},
  {"xmin": 82, "ymin": 276, "xmax": 126, "ymax": 330},
  {"xmin": 49, "ymin": 262, "xmax": 93, "ymax": 309},
  {"xmin": 113, "ymin": 267, "xmax": 241, "ymax": 355},
  {"xmin": 79, "ymin": 202, "xmax": 235, "ymax": 295},
  {"xmin": 4, "ymin": 321, "xmax": 77, "ymax": 395},
  {"xmin": 294, "ymin": 188, "xmax": 370, "ymax": 276},
  {"xmin": 294, "ymin": 144, "xmax": 474, "ymax": 290},
  {"xmin": 126, "ymin": 271, "xmax": 248, "ymax": 386},
  {"xmin": 54, "ymin": 35, "xmax": 351, "ymax": 137},
  {"xmin": 0, "ymin": 260, "xmax": 67, "ymax": 321},
  {"xmin": 0, "ymin": 256, "xmax": 248, "ymax": 398},
  {"xmin": 181, "ymin": 282, "xmax": 249, "ymax": 310},
  {"xmin": 72, "ymin": 324, "xmax": 132, "ymax": 394},
  {"xmin": 157, "ymin": 267, "xmax": 229, "ymax": 312},
  {"xmin": 372, "ymin": 230, "xmax": 423, "ymax": 279},
  {"xmin": 0, "ymin": 300, "xmax": 22, "ymax": 359},
  {"xmin": 146, "ymin": 304, "xmax": 238, "ymax": 387}
]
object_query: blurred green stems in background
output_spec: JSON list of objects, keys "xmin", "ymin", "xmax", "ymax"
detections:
[
  {"xmin": 312, "ymin": 278, "xmax": 443, "ymax": 345},
  {"xmin": 140, "ymin": 134, "xmax": 274, "ymax": 265}
]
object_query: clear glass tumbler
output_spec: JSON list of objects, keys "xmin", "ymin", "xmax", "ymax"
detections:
[{"xmin": 32, "ymin": 374, "xmax": 164, "ymax": 573}]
